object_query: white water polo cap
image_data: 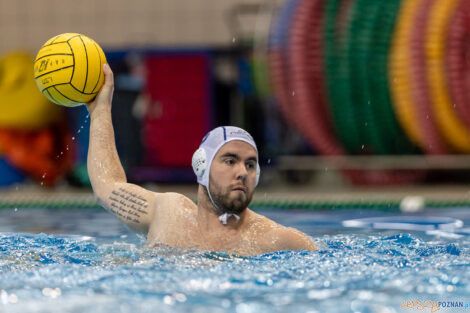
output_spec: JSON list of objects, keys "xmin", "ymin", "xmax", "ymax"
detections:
[{"xmin": 192, "ymin": 126, "xmax": 260, "ymax": 188}]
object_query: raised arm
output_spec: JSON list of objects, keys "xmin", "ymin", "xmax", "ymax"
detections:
[{"xmin": 86, "ymin": 64, "xmax": 159, "ymax": 233}]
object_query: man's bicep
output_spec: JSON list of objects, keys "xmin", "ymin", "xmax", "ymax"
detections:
[{"xmin": 97, "ymin": 182, "xmax": 159, "ymax": 233}]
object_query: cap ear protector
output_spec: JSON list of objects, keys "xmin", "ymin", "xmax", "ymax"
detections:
[
  {"xmin": 192, "ymin": 147, "xmax": 207, "ymax": 179},
  {"xmin": 192, "ymin": 147, "xmax": 260, "ymax": 187}
]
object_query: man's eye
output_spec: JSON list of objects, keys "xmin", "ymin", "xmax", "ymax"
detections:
[
  {"xmin": 246, "ymin": 162, "xmax": 255, "ymax": 169},
  {"xmin": 225, "ymin": 159, "xmax": 234, "ymax": 165}
]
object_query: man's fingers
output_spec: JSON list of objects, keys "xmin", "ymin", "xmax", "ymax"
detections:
[
  {"xmin": 102, "ymin": 63, "xmax": 114, "ymax": 87},
  {"xmin": 86, "ymin": 64, "xmax": 114, "ymax": 110}
]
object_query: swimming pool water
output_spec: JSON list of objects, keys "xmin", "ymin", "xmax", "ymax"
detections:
[{"xmin": 1, "ymin": 208, "xmax": 469, "ymax": 313}]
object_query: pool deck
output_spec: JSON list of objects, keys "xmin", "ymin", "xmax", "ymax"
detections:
[{"xmin": 1, "ymin": 183, "xmax": 470, "ymax": 208}]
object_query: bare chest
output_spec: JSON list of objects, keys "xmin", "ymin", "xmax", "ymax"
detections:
[
  {"xmin": 148, "ymin": 219, "xmax": 278, "ymax": 256},
  {"xmin": 147, "ymin": 215, "xmax": 200, "ymax": 248}
]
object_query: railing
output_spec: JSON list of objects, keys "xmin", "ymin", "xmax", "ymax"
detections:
[{"xmin": 277, "ymin": 155, "xmax": 470, "ymax": 170}]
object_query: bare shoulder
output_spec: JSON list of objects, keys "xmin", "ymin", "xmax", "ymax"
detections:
[
  {"xmin": 150, "ymin": 192, "xmax": 197, "ymax": 226},
  {"xmin": 275, "ymin": 226, "xmax": 317, "ymax": 252},
  {"xmin": 156, "ymin": 192, "xmax": 194, "ymax": 204},
  {"xmin": 153, "ymin": 192, "xmax": 197, "ymax": 216},
  {"xmin": 247, "ymin": 210, "xmax": 317, "ymax": 252}
]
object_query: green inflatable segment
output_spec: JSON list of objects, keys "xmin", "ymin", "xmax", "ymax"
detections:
[
  {"xmin": 348, "ymin": 0, "xmax": 383, "ymax": 153},
  {"xmin": 368, "ymin": 0, "xmax": 419, "ymax": 154},
  {"xmin": 324, "ymin": 0, "xmax": 362, "ymax": 154}
]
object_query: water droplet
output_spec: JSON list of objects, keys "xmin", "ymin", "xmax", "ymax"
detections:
[
  {"xmin": 361, "ymin": 145, "xmax": 365, "ymax": 150},
  {"xmin": 174, "ymin": 293, "xmax": 186, "ymax": 302},
  {"xmin": 163, "ymin": 295, "xmax": 175, "ymax": 305},
  {"xmin": 42, "ymin": 288, "xmax": 61, "ymax": 298},
  {"xmin": 42, "ymin": 173, "xmax": 47, "ymax": 178},
  {"xmin": 72, "ymin": 137, "xmax": 75, "ymax": 141},
  {"xmin": 267, "ymin": 158, "xmax": 271, "ymax": 164},
  {"xmin": 14, "ymin": 208, "xmax": 18, "ymax": 212},
  {"xmin": 292, "ymin": 91, "xmax": 295, "ymax": 96},
  {"xmin": 40, "ymin": 182, "xmax": 44, "ymax": 186},
  {"xmin": 232, "ymin": 37, "xmax": 236, "ymax": 43},
  {"xmin": 77, "ymin": 130, "xmax": 81, "ymax": 134}
]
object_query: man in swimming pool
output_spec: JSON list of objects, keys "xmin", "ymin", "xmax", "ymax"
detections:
[{"xmin": 86, "ymin": 64, "xmax": 316, "ymax": 256}]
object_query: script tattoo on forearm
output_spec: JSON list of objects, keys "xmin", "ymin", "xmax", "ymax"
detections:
[{"xmin": 108, "ymin": 187, "xmax": 148, "ymax": 224}]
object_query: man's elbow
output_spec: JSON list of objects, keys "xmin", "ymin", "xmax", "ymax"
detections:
[
  {"xmin": 89, "ymin": 184, "xmax": 107, "ymax": 206},
  {"xmin": 90, "ymin": 183, "xmax": 118, "ymax": 211},
  {"xmin": 93, "ymin": 193, "xmax": 106, "ymax": 208}
]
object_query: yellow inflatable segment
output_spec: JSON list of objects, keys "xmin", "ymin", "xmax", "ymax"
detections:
[
  {"xmin": 0, "ymin": 52, "xmax": 61, "ymax": 130},
  {"xmin": 389, "ymin": 0, "xmax": 423, "ymax": 147},
  {"xmin": 426, "ymin": 0, "xmax": 470, "ymax": 152}
]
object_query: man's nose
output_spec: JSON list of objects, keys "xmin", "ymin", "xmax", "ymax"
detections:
[{"xmin": 236, "ymin": 163, "xmax": 248, "ymax": 181}]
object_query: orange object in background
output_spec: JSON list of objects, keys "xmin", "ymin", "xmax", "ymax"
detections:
[{"xmin": 0, "ymin": 121, "xmax": 74, "ymax": 186}]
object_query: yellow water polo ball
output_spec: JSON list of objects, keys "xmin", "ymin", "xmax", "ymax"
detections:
[{"xmin": 34, "ymin": 33, "xmax": 107, "ymax": 107}]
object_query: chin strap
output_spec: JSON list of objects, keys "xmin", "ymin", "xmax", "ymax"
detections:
[{"xmin": 218, "ymin": 212, "xmax": 240, "ymax": 225}]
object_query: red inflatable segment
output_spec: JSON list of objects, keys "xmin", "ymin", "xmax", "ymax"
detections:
[
  {"xmin": 446, "ymin": 0, "xmax": 470, "ymax": 132},
  {"xmin": 269, "ymin": 49, "xmax": 298, "ymax": 130},
  {"xmin": 288, "ymin": 0, "xmax": 340, "ymax": 155},
  {"xmin": 409, "ymin": 0, "xmax": 450, "ymax": 154},
  {"xmin": 268, "ymin": 0, "xmax": 303, "ymax": 132}
]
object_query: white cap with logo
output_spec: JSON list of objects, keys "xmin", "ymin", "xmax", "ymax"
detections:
[{"xmin": 191, "ymin": 126, "xmax": 260, "ymax": 223}]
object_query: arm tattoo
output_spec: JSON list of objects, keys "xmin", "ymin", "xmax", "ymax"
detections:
[{"xmin": 107, "ymin": 187, "xmax": 148, "ymax": 224}]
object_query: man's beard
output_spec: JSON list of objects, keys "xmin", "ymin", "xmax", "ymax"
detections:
[{"xmin": 206, "ymin": 179, "xmax": 253, "ymax": 215}]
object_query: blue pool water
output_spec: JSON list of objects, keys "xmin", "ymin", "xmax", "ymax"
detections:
[{"xmin": 1, "ymin": 207, "xmax": 470, "ymax": 313}]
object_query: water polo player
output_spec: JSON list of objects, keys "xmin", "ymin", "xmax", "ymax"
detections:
[{"xmin": 86, "ymin": 64, "xmax": 316, "ymax": 255}]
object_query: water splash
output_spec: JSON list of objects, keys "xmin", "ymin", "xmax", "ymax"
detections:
[
  {"xmin": 0, "ymin": 231, "xmax": 468, "ymax": 313},
  {"xmin": 0, "ymin": 207, "xmax": 469, "ymax": 313}
]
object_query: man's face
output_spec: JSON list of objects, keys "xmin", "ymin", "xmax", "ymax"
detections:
[{"xmin": 208, "ymin": 140, "xmax": 258, "ymax": 215}]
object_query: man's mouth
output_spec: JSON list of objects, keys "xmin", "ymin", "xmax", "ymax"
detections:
[{"xmin": 232, "ymin": 186, "xmax": 247, "ymax": 193}]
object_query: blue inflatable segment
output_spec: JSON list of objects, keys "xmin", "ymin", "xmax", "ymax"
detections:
[
  {"xmin": 0, "ymin": 157, "xmax": 25, "ymax": 186},
  {"xmin": 269, "ymin": 0, "xmax": 301, "ymax": 50}
]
